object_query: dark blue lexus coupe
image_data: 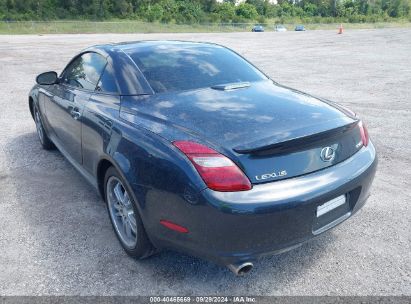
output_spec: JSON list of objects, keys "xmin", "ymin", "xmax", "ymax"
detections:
[{"xmin": 29, "ymin": 41, "xmax": 377, "ymax": 275}]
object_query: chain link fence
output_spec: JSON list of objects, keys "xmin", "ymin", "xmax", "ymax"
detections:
[{"xmin": 0, "ymin": 20, "xmax": 273, "ymax": 34}]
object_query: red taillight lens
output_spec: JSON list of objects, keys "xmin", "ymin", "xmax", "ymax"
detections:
[
  {"xmin": 173, "ymin": 141, "xmax": 252, "ymax": 192},
  {"xmin": 358, "ymin": 121, "xmax": 369, "ymax": 147}
]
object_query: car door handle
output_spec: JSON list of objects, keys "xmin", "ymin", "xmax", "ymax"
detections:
[{"xmin": 70, "ymin": 107, "xmax": 81, "ymax": 120}]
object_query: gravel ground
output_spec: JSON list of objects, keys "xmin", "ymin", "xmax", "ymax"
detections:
[{"xmin": 0, "ymin": 29, "xmax": 410, "ymax": 296}]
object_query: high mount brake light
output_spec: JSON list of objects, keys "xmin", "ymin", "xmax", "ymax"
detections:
[{"xmin": 173, "ymin": 141, "xmax": 252, "ymax": 192}]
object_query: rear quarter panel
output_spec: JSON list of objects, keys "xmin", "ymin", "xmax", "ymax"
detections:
[
  {"xmin": 82, "ymin": 93, "xmax": 208, "ymax": 238},
  {"xmin": 114, "ymin": 108, "xmax": 209, "ymax": 237}
]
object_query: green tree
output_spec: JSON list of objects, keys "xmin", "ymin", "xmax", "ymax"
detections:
[
  {"xmin": 235, "ymin": 2, "xmax": 258, "ymax": 19},
  {"xmin": 159, "ymin": 0, "xmax": 177, "ymax": 22},
  {"xmin": 386, "ymin": 0, "xmax": 410, "ymax": 16},
  {"xmin": 302, "ymin": 2, "xmax": 318, "ymax": 16},
  {"xmin": 144, "ymin": 3, "xmax": 164, "ymax": 21},
  {"xmin": 264, "ymin": 3, "xmax": 280, "ymax": 18},
  {"xmin": 199, "ymin": 0, "xmax": 218, "ymax": 13},
  {"xmin": 214, "ymin": 2, "xmax": 235, "ymax": 22},
  {"xmin": 113, "ymin": 0, "xmax": 132, "ymax": 18},
  {"xmin": 0, "ymin": 0, "xmax": 410, "ymax": 23},
  {"xmin": 246, "ymin": 0, "xmax": 267, "ymax": 16}
]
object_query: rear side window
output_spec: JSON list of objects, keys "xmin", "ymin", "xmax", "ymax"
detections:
[
  {"xmin": 127, "ymin": 45, "xmax": 267, "ymax": 93},
  {"xmin": 62, "ymin": 52, "xmax": 106, "ymax": 91},
  {"xmin": 96, "ymin": 64, "xmax": 118, "ymax": 94}
]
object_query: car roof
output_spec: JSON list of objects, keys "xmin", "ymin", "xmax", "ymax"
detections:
[
  {"xmin": 91, "ymin": 40, "xmax": 224, "ymax": 54},
  {"xmin": 82, "ymin": 41, "xmax": 228, "ymax": 96}
]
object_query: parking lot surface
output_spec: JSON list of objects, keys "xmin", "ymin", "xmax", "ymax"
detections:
[{"xmin": 0, "ymin": 29, "xmax": 410, "ymax": 296}]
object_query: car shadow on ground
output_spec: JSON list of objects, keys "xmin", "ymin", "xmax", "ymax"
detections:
[{"xmin": 2, "ymin": 131, "xmax": 336, "ymax": 293}]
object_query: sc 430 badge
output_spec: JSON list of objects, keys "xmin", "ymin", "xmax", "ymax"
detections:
[{"xmin": 255, "ymin": 170, "xmax": 287, "ymax": 181}]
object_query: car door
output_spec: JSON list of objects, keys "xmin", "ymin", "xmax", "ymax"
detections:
[
  {"xmin": 45, "ymin": 52, "xmax": 107, "ymax": 164},
  {"xmin": 81, "ymin": 61, "xmax": 122, "ymax": 177}
]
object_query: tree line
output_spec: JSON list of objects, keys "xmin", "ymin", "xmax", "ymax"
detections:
[{"xmin": 1, "ymin": 0, "xmax": 410, "ymax": 23}]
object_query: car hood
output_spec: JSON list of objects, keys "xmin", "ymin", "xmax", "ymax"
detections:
[{"xmin": 120, "ymin": 80, "xmax": 354, "ymax": 151}]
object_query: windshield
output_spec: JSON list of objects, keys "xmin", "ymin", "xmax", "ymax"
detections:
[{"xmin": 127, "ymin": 44, "xmax": 267, "ymax": 93}]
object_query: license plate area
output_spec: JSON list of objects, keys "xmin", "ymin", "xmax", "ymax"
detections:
[{"xmin": 313, "ymin": 195, "xmax": 351, "ymax": 235}]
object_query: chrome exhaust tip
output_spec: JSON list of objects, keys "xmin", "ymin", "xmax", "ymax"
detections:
[{"xmin": 227, "ymin": 262, "xmax": 254, "ymax": 276}]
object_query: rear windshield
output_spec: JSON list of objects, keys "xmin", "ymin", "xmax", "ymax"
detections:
[{"xmin": 127, "ymin": 45, "xmax": 267, "ymax": 93}]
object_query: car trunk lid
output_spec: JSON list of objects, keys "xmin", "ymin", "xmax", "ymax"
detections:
[
  {"xmin": 234, "ymin": 121, "xmax": 363, "ymax": 184},
  {"xmin": 120, "ymin": 80, "xmax": 362, "ymax": 184}
]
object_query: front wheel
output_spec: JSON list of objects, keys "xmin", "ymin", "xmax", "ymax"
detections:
[
  {"xmin": 33, "ymin": 104, "xmax": 54, "ymax": 150},
  {"xmin": 104, "ymin": 166, "xmax": 154, "ymax": 259}
]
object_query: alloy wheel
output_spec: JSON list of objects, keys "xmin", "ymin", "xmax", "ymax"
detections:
[
  {"xmin": 106, "ymin": 176, "xmax": 138, "ymax": 249},
  {"xmin": 34, "ymin": 108, "xmax": 45, "ymax": 144}
]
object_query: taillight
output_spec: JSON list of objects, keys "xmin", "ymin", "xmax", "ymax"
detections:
[
  {"xmin": 173, "ymin": 141, "xmax": 252, "ymax": 192},
  {"xmin": 358, "ymin": 120, "xmax": 369, "ymax": 147}
]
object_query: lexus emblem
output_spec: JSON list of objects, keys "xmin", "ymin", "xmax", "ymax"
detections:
[{"xmin": 320, "ymin": 147, "xmax": 335, "ymax": 162}]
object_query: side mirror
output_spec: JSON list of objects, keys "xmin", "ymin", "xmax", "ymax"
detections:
[{"xmin": 36, "ymin": 71, "xmax": 58, "ymax": 85}]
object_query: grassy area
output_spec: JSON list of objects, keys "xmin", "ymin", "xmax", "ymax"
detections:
[
  {"xmin": 1, "ymin": 20, "xmax": 410, "ymax": 34},
  {"xmin": 0, "ymin": 21, "xmax": 240, "ymax": 34}
]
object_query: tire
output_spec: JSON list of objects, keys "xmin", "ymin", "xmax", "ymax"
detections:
[
  {"xmin": 104, "ymin": 166, "xmax": 154, "ymax": 259},
  {"xmin": 33, "ymin": 104, "xmax": 55, "ymax": 150}
]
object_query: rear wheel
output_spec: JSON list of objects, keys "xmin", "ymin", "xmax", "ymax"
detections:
[
  {"xmin": 104, "ymin": 166, "xmax": 154, "ymax": 259},
  {"xmin": 33, "ymin": 104, "xmax": 54, "ymax": 150}
]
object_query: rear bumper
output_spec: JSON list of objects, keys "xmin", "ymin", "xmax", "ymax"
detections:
[{"xmin": 148, "ymin": 142, "xmax": 377, "ymax": 266}]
